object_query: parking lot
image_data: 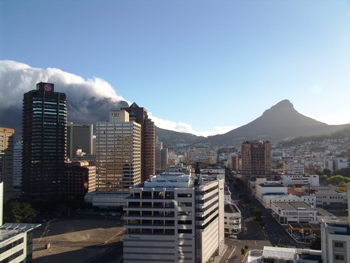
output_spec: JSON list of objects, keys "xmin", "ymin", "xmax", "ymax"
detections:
[{"xmin": 32, "ymin": 214, "xmax": 124, "ymax": 263}]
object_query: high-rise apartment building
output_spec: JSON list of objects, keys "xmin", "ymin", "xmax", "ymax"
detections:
[
  {"xmin": 122, "ymin": 102, "xmax": 155, "ymax": 182},
  {"xmin": 22, "ymin": 82, "xmax": 67, "ymax": 200},
  {"xmin": 241, "ymin": 140, "xmax": 271, "ymax": 175},
  {"xmin": 0, "ymin": 127, "xmax": 14, "ymax": 202},
  {"xmin": 67, "ymin": 123, "xmax": 94, "ymax": 160},
  {"xmin": 123, "ymin": 172, "xmax": 225, "ymax": 263},
  {"xmin": 95, "ymin": 110, "xmax": 141, "ymax": 195}
]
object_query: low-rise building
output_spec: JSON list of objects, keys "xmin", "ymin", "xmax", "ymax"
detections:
[
  {"xmin": 302, "ymin": 186, "xmax": 347, "ymax": 207},
  {"xmin": 282, "ymin": 174, "xmax": 319, "ymax": 187},
  {"xmin": 271, "ymin": 201, "xmax": 337, "ymax": 225},
  {"xmin": 256, "ymin": 181, "xmax": 287, "ymax": 203},
  {"xmin": 262, "ymin": 194, "xmax": 316, "ymax": 209},
  {"xmin": 246, "ymin": 246, "xmax": 322, "ymax": 263},
  {"xmin": 224, "ymin": 202, "xmax": 241, "ymax": 236}
]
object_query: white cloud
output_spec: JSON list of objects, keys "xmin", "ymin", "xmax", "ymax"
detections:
[
  {"xmin": 1, "ymin": 60, "xmax": 232, "ymax": 136},
  {"xmin": 0, "ymin": 60, "xmax": 128, "ymax": 107},
  {"xmin": 149, "ymin": 114, "xmax": 236, "ymax": 137}
]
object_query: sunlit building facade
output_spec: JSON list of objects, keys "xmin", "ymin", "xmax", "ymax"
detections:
[
  {"xmin": 122, "ymin": 103, "xmax": 155, "ymax": 182},
  {"xmin": 241, "ymin": 140, "xmax": 271, "ymax": 175},
  {"xmin": 0, "ymin": 127, "xmax": 14, "ymax": 202},
  {"xmin": 95, "ymin": 110, "xmax": 141, "ymax": 194}
]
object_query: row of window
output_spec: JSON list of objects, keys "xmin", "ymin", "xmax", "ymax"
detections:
[{"xmin": 0, "ymin": 237, "xmax": 24, "ymax": 253}]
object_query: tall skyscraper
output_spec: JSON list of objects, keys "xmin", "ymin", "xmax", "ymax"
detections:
[
  {"xmin": 22, "ymin": 82, "xmax": 67, "ymax": 200},
  {"xmin": 241, "ymin": 140, "xmax": 271, "ymax": 175},
  {"xmin": 0, "ymin": 127, "xmax": 14, "ymax": 202},
  {"xmin": 67, "ymin": 122, "xmax": 94, "ymax": 160},
  {"xmin": 95, "ymin": 110, "xmax": 141, "ymax": 194},
  {"xmin": 122, "ymin": 102, "xmax": 155, "ymax": 182}
]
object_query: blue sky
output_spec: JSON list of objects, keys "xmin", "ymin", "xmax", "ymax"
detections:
[{"xmin": 1, "ymin": 0, "xmax": 350, "ymax": 136}]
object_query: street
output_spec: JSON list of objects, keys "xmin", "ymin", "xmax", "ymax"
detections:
[{"xmin": 219, "ymin": 175, "xmax": 306, "ymax": 262}]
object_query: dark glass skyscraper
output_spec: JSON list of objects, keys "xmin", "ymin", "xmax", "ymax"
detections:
[{"xmin": 22, "ymin": 82, "xmax": 67, "ymax": 200}]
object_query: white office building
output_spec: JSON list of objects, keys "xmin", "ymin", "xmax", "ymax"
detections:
[
  {"xmin": 123, "ymin": 172, "xmax": 225, "ymax": 263},
  {"xmin": 281, "ymin": 174, "xmax": 319, "ymax": 187},
  {"xmin": 271, "ymin": 201, "xmax": 337, "ymax": 226},
  {"xmin": 0, "ymin": 223, "xmax": 41, "ymax": 263},
  {"xmin": 256, "ymin": 182, "xmax": 287, "ymax": 203}
]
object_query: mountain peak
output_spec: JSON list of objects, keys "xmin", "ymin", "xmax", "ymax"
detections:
[{"xmin": 262, "ymin": 99, "xmax": 295, "ymax": 116}]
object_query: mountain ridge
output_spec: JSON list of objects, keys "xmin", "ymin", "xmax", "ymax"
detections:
[{"xmin": 156, "ymin": 99, "xmax": 350, "ymax": 147}]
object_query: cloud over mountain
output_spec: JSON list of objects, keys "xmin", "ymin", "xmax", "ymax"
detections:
[
  {"xmin": 0, "ymin": 60, "xmax": 130, "ymax": 136},
  {"xmin": 0, "ymin": 60, "xmax": 234, "ymax": 138}
]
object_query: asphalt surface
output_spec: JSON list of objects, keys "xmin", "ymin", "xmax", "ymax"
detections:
[
  {"xmin": 219, "ymin": 175, "xmax": 307, "ymax": 262},
  {"xmin": 32, "ymin": 212, "xmax": 124, "ymax": 263}
]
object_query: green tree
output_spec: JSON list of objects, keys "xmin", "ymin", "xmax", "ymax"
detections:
[
  {"xmin": 319, "ymin": 174, "xmax": 329, "ymax": 185},
  {"xmin": 327, "ymin": 175, "xmax": 347, "ymax": 185},
  {"xmin": 4, "ymin": 200, "xmax": 38, "ymax": 223}
]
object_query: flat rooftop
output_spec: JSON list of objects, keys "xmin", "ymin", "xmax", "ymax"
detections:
[
  {"xmin": 224, "ymin": 203, "xmax": 240, "ymax": 213},
  {"xmin": 0, "ymin": 223, "xmax": 41, "ymax": 242},
  {"xmin": 272, "ymin": 201, "xmax": 312, "ymax": 210}
]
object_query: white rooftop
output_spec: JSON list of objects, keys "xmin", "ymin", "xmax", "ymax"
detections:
[
  {"xmin": 262, "ymin": 246, "xmax": 295, "ymax": 260},
  {"xmin": 144, "ymin": 173, "xmax": 193, "ymax": 188}
]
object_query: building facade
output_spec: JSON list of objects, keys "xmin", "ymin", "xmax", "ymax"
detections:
[
  {"xmin": 224, "ymin": 202, "xmax": 241, "ymax": 236},
  {"xmin": 12, "ymin": 141, "xmax": 22, "ymax": 199},
  {"xmin": 95, "ymin": 110, "xmax": 141, "ymax": 195},
  {"xmin": 122, "ymin": 102, "xmax": 155, "ymax": 182},
  {"xmin": 123, "ymin": 172, "xmax": 225, "ymax": 263},
  {"xmin": 22, "ymin": 82, "xmax": 67, "ymax": 200},
  {"xmin": 67, "ymin": 123, "xmax": 94, "ymax": 160},
  {"xmin": 282, "ymin": 174, "xmax": 319, "ymax": 187},
  {"xmin": 241, "ymin": 140, "xmax": 271, "ymax": 175},
  {"xmin": 0, "ymin": 127, "xmax": 14, "ymax": 202},
  {"xmin": 65, "ymin": 161, "xmax": 96, "ymax": 198},
  {"xmin": 0, "ymin": 223, "xmax": 41, "ymax": 263}
]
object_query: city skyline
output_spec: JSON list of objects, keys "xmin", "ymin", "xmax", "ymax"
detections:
[{"xmin": 1, "ymin": 1, "xmax": 350, "ymax": 136}]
